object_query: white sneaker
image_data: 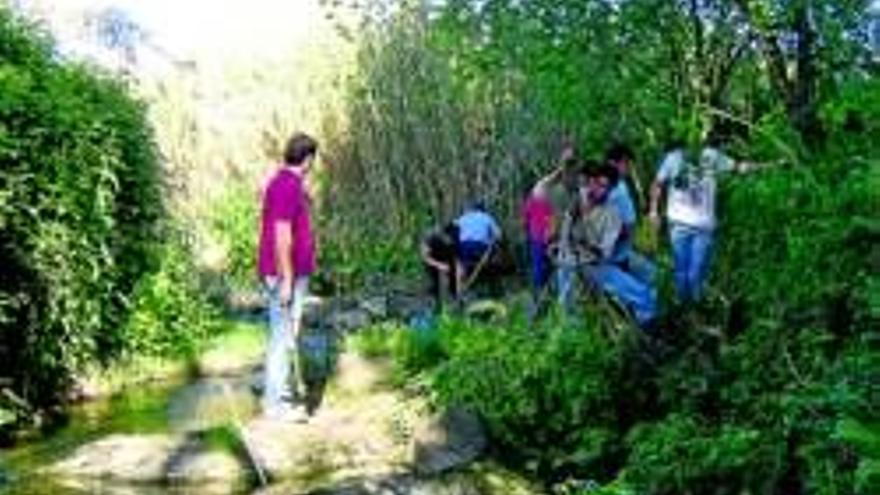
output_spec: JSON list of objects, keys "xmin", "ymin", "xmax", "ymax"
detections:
[{"xmin": 263, "ymin": 403, "xmax": 308, "ymax": 423}]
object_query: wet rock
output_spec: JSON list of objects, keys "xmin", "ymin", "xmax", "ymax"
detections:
[
  {"xmin": 243, "ymin": 352, "xmax": 409, "ymax": 488},
  {"xmin": 257, "ymin": 464, "xmax": 540, "ymax": 495},
  {"xmin": 165, "ymin": 434, "xmax": 247, "ymax": 491},
  {"xmin": 389, "ymin": 293, "xmax": 435, "ymax": 320},
  {"xmin": 306, "ymin": 473, "xmax": 483, "ymax": 495},
  {"xmin": 226, "ymin": 289, "xmax": 264, "ymax": 314},
  {"xmin": 327, "ymin": 309, "xmax": 372, "ymax": 332},
  {"xmin": 167, "ymin": 377, "xmax": 257, "ymax": 433},
  {"xmin": 412, "ymin": 408, "xmax": 487, "ymax": 475},
  {"xmin": 360, "ymin": 296, "xmax": 389, "ymax": 320},
  {"xmin": 49, "ymin": 434, "xmax": 183, "ymax": 482}
]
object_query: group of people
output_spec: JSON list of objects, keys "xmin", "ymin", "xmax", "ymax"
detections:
[
  {"xmin": 421, "ymin": 137, "xmax": 755, "ymax": 330},
  {"xmin": 521, "ymin": 143, "xmax": 657, "ymax": 325},
  {"xmin": 255, "ymin": 131, "xmax": 754, "ymax": 421},
  {"xmin": 525, "ymin": 138, "xmax": 755, "ymax": 327}
]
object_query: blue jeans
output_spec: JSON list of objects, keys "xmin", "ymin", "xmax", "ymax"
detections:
[
  {"xmin": 589, "ymin": 264, "xmax": 657, "ymax": 326},
  {"xmin": 670, "ymin": 223, "xmax": 714, "ymax": 302},
  {"xmin": 613, "ymin": 245, "xmax": 658, "ymax": 285},
  {"xmin": 458, "ymin": 240, "xmax": 490, "ymax": 272},
  {"xmin": 528, "ymin": 237, "xmax": 551, "ymax": 292},
  {"xmin": 557, "ymin": 261, "xmax": 657, "ymax": 326},
  {"xmin": 556, "ymin": 259, "xmax": 583, "ymax": 310},
  {"xmin": 627, "ymin": 251, "xmax": 658, "ymax": 285},
  {"xmin": 263, "ymin": 277, "xmax": 309, "ymax": 413}
]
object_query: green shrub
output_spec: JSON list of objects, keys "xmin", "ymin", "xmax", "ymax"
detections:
[
  {"xmin": 0, "ymin": 8, "xmax": 196, "ymax": 420},
  {"xmin": 623, "ymin": 415, "xmax": 783, "ymax": 494},
  {"xmin": 121, "ymin": 229, "xmax": 223, "ymax": 359},
  {"xmin": 360, "ymin": 153, "xmax": 877, "ymax": 493},
  {"xmin": 207, "ymin": 183, "xmax": 259, "ymax": 290},
  {"xmin": 351, "ymin": 319, "xmax": 448, "ymax": 383},
  {"xmin": 416, "ymin": 313, "xmax": 626, "ymax": 477},
  {"xmin": 837, "ymin": 417, "xmax": 880, "ymax": 495}
]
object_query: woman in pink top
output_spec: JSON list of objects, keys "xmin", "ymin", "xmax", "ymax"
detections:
[{"xmin": 522, "ymin": 165, "xmax": 564, "ymax": 298}]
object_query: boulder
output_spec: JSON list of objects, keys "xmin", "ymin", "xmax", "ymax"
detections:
[
  {"xmin": 49, "ymin": 434, "xmax": 183, "ymax": 482},
  {"xmin": 327, "ymin": 309, "xmax": 371, "ymax": 333},
  {"xmin": 360, "ymin": 296, "xmax": 389, "ymax": 320},
  {"xmin": 165, "ymin": 434, "xmax": 248, "ymax": 491},
  {"xmin": 412, "ymin": 408, "xmax": 487, "ymax": 475}
]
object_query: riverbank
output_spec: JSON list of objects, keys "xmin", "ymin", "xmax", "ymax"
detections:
[{"xmin": 1, "ymin": 300, "xmax": 543, "ymax": 495}]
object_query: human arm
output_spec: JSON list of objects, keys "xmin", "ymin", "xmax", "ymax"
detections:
[
  {"xmin": 593, "ymin": 210, "xmax": 622, "ymax": 262},
  {"xmin": 734, "ymin": 159, "xmax": 775, "ymax": 173},
  {"xmin": 704, "ymin": 147, "xmax": 766, "ymax": 175},
  {"xmin": 648, "ymin": 151, "xmax": 678, "ymax": 230},
  {"xmin": 648, "ymin": 180, "xmax": 664, "ymax": 230},
  {"xmin": 532, "ymin": 166, "xmax": 564, "ymax": 196},
  {"xmin": 274, "ymin": 220, "xmax": 294, "ymax": 304},
  {"xmin": 420, "ymin": 240, "xmax": 450, "ymax": 273},
  {"xmin": 559, "ymin": 141, "xmax": 575, "ymax": 164}
]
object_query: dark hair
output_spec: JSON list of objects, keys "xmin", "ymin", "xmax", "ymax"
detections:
[
  {"xmin": 442, "ymin": 222, "xmax": 459, "ymax": 242},
  {"xmin": 467, "ymin": 199, "xmax": 487, "ymax": 212},
  {"xmin": 578, "ymin": 159, "xmax": 601, "ymax": 178},
  {"xmin": 605, "ymin": 143, "xmax": 634, "ymax": 164},
  {"xmin": 665, "ymin": 138, "xmax": 686, "ymax": 152},
  {"xmin": 586, "ymin": 163, "xmax": 620, "ymax": 186},
  {"xmin": 705, "ymin": 124, "xmax": 731, "ymax": 148},
  {"xmin": 283, "ymin": 132, "xmax": 318, "ymax": 166}
]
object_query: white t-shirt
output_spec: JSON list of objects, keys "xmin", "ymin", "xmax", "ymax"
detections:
[
  {"xmin": 455, "ymin": 210, "xmax": 501, "ymax": 245},
  {"xmin": 656, "ymin": 147, "xmax": 734, "ymax": 230}
]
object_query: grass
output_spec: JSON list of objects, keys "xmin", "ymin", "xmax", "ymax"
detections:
[{"xmin": 197, "ymin": 321, "xmax": 266, "ymax": 376}]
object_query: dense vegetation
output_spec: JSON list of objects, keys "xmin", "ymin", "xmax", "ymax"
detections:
[
  {"xmin": 357, "ymin": 158, "xmax": 878, "ymax": 492},
  {"xmin": 1, "ymin": 0, "xmax": 877, "ymax": 493},
  {"xmin": 321, "ymin": 0, "xmax": 878, "ymax": 261},
  {"xmin": 0, "ymin": 8, "xmax": 219, "ymax": 430},
  {"xmin": 337, "ymin": 1, "xmax": 879, "ymax": 493}
]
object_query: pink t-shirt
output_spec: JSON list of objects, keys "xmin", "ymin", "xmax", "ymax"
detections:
[
  {"xmin": 522, "ymin": 195, "xmax": 554, "ymax": 243},
  {"xmin": 257, "ymin": 167, "xmax": 316, "ymax": 278}
]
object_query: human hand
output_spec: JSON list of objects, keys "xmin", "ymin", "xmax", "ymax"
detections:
[{"xmin": 560, "ymin": 144, "xmax": 574, "ymax": 163}]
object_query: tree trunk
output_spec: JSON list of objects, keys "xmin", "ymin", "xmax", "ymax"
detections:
[{"xmin": 790, "ymin": 2, "xmax": 823, "ymax": 145}]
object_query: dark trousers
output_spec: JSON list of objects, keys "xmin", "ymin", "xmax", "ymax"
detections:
[{"xmin": 425, "ymin": 262, "xmax": 457, "ymax": 309}]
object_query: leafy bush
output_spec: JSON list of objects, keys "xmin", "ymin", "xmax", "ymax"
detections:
[
  {"xmin": 121, "ymin": 229, "xmax": 223, "ymax": 359},
  {"xmin": 349, "ymin": 319, "xmax": 446, "ymax": 379},
  {"xmin": 0, "ymin": 8, "xmax": 216, "ymax": 422},
  {"xmin": 623, "ymin": 415, "xmax": 783, "ymax": 494},
  {"xmin": 369, "ymin": 311, "xmax": 628, "ymax": 479},
  {"xmin": 837, "ymin": 417, "xmax": 880, "ymax": 495},
  {"xmin": 206, "ymin": 183, "xmax": 259, "ymax": 290},
  {"xmin": 431, "ymin": 315, "xmax": 620, "ymax": 455},
  {"xmin": 360, "ymin": 152, "xmax": 878, "ymax": 493}
]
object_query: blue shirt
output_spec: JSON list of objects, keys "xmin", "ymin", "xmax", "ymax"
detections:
[
  {"xmin": 608, "ymin": 181, "xmax": 636, "ymax": 262},
  {"xmin": 608, "ymin": 182, "xmax": 636, "ymax": 226},
  {"xmin": 455, "ymin": 210, "xmax": 501, "ymax": 245}
]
